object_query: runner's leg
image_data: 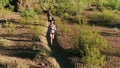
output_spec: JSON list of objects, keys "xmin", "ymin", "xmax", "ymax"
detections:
[{"xmin": 50, "ymin": 33, "xmax": 53, "ymax": 45}]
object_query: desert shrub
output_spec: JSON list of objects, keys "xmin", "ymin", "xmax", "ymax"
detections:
[
  {"xmin": 8, "ymin": 4, "xmax": 14, "ymax": 11},
  {"xmin": 18, "ymin": 6, "xmax": 26, "ymax": 12},
  {"xmin": 0, "ymin": 0, "xmax": 10, "ymax": 8},
  {"xmin": 52, "ymin": 0, "xmax": 89, "ymax": 16},
  {"xmin": 72, "ymin": 25, "xmax": 109, "ymax": 67},
  {"xmin": 86, "ymin": 0, "xmax": 120, "ymax": 10},
  {"xmin": 62, "ymin": 13, "xmax": 72, "ymax": 21},
  {"xmin": 61, "ymin": 25, "xmax": 70, "ymax": 35},
  {"xmin": 21, "ymin": 9, "xmax": 37, "ymax": 19},
  {"xmin": 0, "ymin": 0, "xmax": 14, "ymax": 11},
  {"xmin": 55, "ymin": 19, "xmax": 61, "ymax": 27},
  {"xmin": 103, "ymin": 0, "xmax": 120, "ymax": 10},
  {"xmin": 34, "ymin": 4, "xmax": 42, "ymax": 14},
  {"xmin": 74, "ymin": 17, "xmax": 88, "ymax": 24},
  {"xmin": 54, "ymin": 3, "xmax": 67, "ymax": 15},
  {"xmin": 89, "ymin": 10, "xmax": 120, "ymax": 27},
  {"xmin": 19, "ymin": 18, "xmax": 29, "ymax": 26},
  {"xmin": 0, "ymin": 38, "xmax": 10, "ymax": 47},
  {"xmin": 19, "ymin": 18, "xmax": 35, "ymax": 26},
  {"xmin": 30, "ymin": 25, "xmax": 43, "ymax": 36},
  {"xmin": 4, "ymin": 22, "xmax": 16, "ymax": 34},
  {"xmin": 36, "ymin": 19, "xmax": 46, "ymax": 26},
  {"xmin": 0, "ymin": 8, "xmax": 12, "ymax": 20}
]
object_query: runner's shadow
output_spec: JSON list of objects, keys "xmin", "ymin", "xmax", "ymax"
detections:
[{"xmin": 46, "ymin": 28, "xmax": 75, "ymax": 68}]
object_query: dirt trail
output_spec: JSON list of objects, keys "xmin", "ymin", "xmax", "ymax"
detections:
[
  {"xmin": 41, "ymin": 16, "xmax": 74, "ymax": 68},
  {"xmin": 46, "ymin": 21, "xmax": 74, "ymax": 68},
  {"xmin": 50, "ymin": 40, "xmax": 75, "ymax": 68},
  {"xmin": 37, "ymin": 16, "xmax": 61, "ymax": 68},
  {"xmin": 95, "ymin": 26, "xmax": 120, "ymax": 68}
]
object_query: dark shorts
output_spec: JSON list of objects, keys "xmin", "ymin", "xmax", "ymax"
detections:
[{"xmin": 50, "ymin": 33, "xmax": 55, "ymax": 34}]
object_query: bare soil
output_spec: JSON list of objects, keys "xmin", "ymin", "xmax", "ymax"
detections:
[{"xmin": 0, "ymin": 13, "xmax": 55, "ymax": 68}]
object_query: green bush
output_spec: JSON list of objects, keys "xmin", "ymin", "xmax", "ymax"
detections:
[
  {"xmin": 18, "ymin": 6, "xmax": 26, "ymax": 12},
  {"xmin": 52, "ymin": 0, "xmax": 89, "ymax": 16},
  {"xmin": 21, "ymin": 9, "xmax": 37, "ymax": 19},
  {"xmin": 30, "ymin": 25, "xmax": 43, "ymax": 36},
  {"xmin": 19, "ymin": 18, "xmax": 35, "ymax": 26},
  {"xmin": 61, "ymin": 25, "xmax": 70, "ymax": 35},
  {"xmin": 55, "ymin": 19, "xmax": 61, "ymax": 27},
  {"xmin": 54, "ymin": 3, "xmax": 67, "ymax": 15},
  {"xmin": 0, "ymin": 0, "xmax": 15, "ymax": 11},
  {"xmin": 4, "ymin": 22, "xmax": 16, "ymax": 34},
  {"xmin": 0, "ymin": 0, "xmax": 10, "ymax": 8},
  {"xmin": 36, "ymin": 19, "xmax": 46, "ymax": 26},
  {"xmin": 103, "ymin": 0, "xmax": 120, "ymax": 10},
  {"xmin": 89, "ymin": 10, "xmax": 120, "ymax": 27},
  {"xmin": 19, "ymin": 18, "xmax": 29, "ymax": 26},
  {"xmin": 86, "ymin": 0, "xmax": 120, "ymax": 10},
  {"xmin": 72, "ymin": 25, "xmax": 109, "ymax": 67},
  {"xmin": 0, "ymin": 8, "xmax": 12, "ymax": 20},
  {"xmin": 34, "ymin": 4, "xmax": 42, "ymax": 14},
  {"xmin": 0, "ymin": 38, "xmax": 10, "ymax": 47}
]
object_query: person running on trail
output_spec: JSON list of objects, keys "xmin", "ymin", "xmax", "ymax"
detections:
[{"xmin": 48, "ymin": 20, "xmax": 56, "ymax": 46}]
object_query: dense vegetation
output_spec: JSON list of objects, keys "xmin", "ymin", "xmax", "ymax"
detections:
[{"xmin": 72, "ymin": 25, "xmax": 109, "ymax": 68}]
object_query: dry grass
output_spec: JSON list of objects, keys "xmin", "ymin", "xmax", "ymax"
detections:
[{"xmin": 0, "ymin": 38, "xmax": 10, "ymax": 47}]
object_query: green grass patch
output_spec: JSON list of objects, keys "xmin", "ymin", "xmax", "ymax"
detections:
[
  {"xmin": 71, "ymin": 25, "xmax": 109, "ymax": 67},
  {"xmin": 30, "ymin": 25, "xmax": 43, "ymax": 36},
  {"xmin": 89, "ymin": 10, "xmax": 120, "ymax": 27},
  {"xmin": 0, "ymin": 38, "xmax": 10, "ymax": 47},
  {"xmin": 4, "ymin": 22, "xmax": 16, "ymax": 35}
]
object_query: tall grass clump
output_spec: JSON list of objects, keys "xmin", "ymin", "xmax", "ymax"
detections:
[
  {"xmin": 36, "ymin": 19, "xmax": 46, "ymax": 26},
  {"xmin": 0, "ymin": 38, "xmax": 10, "ymax": 47},
  {"xmin": 19, "ymin": 18, "xmax": 35, "ymax": 26},
  {"xmin": 34, "ymin": 4, "xmax": 42, "ymax": 14},
  {"xmin": 21, "ymin": 9, "xmax": 37, "ymax": 19},
  {"xmin": 61, "ymin": 25, "xmax": 70, "ymax": 35},
  {"xmin": 30, "ymin": 25, "xmax": 43, "ymax": 36},
  {"xmin": 52, "ymin": 0, "xmax": 89, "ymax": 16},
  {"xmin": 0, "ymin": 0, "xmax": 14, "ymax": 11},
  {"xmin": 72, "ymin": 25, "xmax": 109, "ymax": 68},
  {"xmin": 0, "ymin": 0, "xmax": 10, "ymax": 8},
  {"xmin": 4, "ymin": 22, "xmax": 16, "ymax": 35},
  {"xmin": 0, "ymin": 8, "xmax": 12, "ymax": 21},
  {"xmin": 103, "ymin": 0, "xmax": 120, "ymax": 10},
  {"xmin": 89, "ymin": 10, "xmax": 120, "ymax": 27}
]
